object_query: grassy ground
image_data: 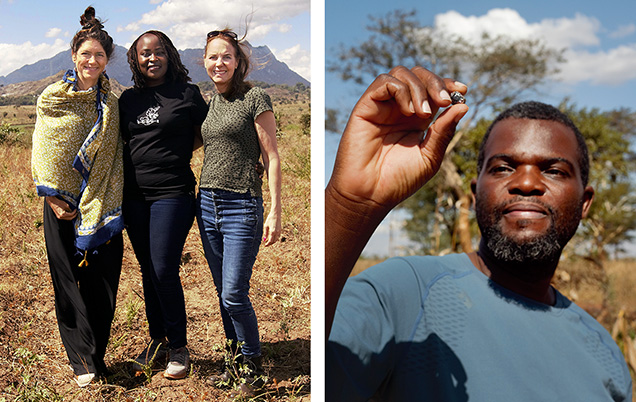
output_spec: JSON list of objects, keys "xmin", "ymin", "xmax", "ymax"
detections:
[{"xmin": 0, "ymin": 98, "xmax": 311, "ymax": 401}]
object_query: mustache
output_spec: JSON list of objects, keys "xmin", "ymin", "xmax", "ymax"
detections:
[{"xmin": 492, "ymin": 197, "xmax": 555, "ymax": 217}]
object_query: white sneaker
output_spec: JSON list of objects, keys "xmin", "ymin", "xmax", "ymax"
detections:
[
  {"xmin": 74, "ymin": 372, "xmax": 96, "ymax": 387},
  {"xmin": 164, "ymin": 347, "xmax": 190, "ymax": 379}
]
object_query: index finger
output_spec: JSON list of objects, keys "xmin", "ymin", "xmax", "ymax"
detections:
[{"xmin": 388, "ymin": 66, "xmax": 462, "ymax": 118}]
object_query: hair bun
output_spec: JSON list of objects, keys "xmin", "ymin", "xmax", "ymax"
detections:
[{"xmin": 80, "ymin": 6, "xmax": 102, "ymax": 30}]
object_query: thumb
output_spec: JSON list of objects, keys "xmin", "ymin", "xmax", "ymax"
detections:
[{"xmin": 423, "ymin": 104, "xmax": 468, "ymax": 157}]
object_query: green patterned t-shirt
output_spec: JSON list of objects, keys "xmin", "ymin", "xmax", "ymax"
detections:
[{"xmin": 199, "ymin": 86, "xmax": 273, "ymax": 197}]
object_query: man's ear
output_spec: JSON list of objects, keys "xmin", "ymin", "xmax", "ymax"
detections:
[{"xmin": 581, "ymin": 186, "xmax": 595, "ymax": 218}]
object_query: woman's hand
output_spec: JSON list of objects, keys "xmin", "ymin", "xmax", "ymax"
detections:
[
  {"xmin": 263, "ymin": 210, "xmax": 281, "ymax": 246},
  {"xmin": 46, "ymin": 196, "xmax": 78, "ymax": 220}
]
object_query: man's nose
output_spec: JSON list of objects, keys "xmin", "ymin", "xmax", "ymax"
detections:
[{"xmin": 508, "ymin": 166, "xmax": 546, "ymax": 196}]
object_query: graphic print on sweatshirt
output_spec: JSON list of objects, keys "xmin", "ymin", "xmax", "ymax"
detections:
[{"xmin": 137, "ymin": 105, "xmax": 160, "ymax": 126}]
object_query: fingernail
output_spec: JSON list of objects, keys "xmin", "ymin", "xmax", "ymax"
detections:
[
  {"xmin": 440, "ymin": 90, "xmax": 451, "ymax": 101},
  {"xmin": 422, "ymin": 100, "xmax": 431, "ymax": 114},
  {"xmin": 409, "ymin": 101, "xmax": 415, "ymax": 114},
  {"xmin": 455, "ymin": 81, "xmax": 468, "ymax": 90}
]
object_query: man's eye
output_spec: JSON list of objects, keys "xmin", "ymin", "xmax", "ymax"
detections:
[
  {"xmin": 491, "ymin": 165, "xmax": 512, "ymax": 173},
  {"xmin": 545, "ymin": 168, "xmax": 566, "ymax": 176}
]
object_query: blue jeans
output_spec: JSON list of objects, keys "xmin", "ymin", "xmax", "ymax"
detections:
[
  {"xmin": 196, "ymin": 189, "xmax": 263, "ymax": 357},
  {"xmin": 123, "ymin": 195, "xmax": 194, "ymax": 349}
]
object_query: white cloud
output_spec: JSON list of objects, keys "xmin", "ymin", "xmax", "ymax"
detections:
[
  {"xmin": 271, "ymin": 43, "xmax": 310, "ymax": 80},
  {"xmin": 434, "ymin": 9, "xmax": 600, "ymax": 49},
  {"xmin": 534, "ymin": 13, "xmax": 600, "ymax": 49},
  {"xmin": 278, "ymin": 24, "xmax": 292, "ymax": 33},
  {"xmin": 609, "ymin": 23, "xmax": 636, "ymax": 39},
  {"xmin": 0, "ymin": 39, "xmax": 67, "ymax": 77},
  {"xmin": 45, "ymin": 28, "xmax": 62, "ymax": 38},
  {"xmin": 117, "ymin": 0, "xmax": 308, "ymax": 49},
  {"xmin": 432, "ymin": 8, "xmax": 636, "ymax": 86},
  {"xmin": 435, "ymin": 9, "xmax": 534, "ymax": 42},
  {"xmin": 558, "ymin": 45, "xmax": 636, "ymax": 85}
]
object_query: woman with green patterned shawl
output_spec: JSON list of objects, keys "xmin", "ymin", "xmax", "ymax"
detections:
[{"xmin": 30, "ymin": 7, "xmax": 123, "ymax": 388}]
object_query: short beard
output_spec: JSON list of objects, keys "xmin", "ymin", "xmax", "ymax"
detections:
[
  {"xmin": 481, "ymin": 222, "xmax": 563, "ymax": 264},
  {"xmin": 476, "ymin": 197, "xmax": 581, "ymax": 265}
]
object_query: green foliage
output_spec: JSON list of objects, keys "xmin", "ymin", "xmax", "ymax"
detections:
[
  {"xmin": 0, "ymin": 123, "xmax": 22, "ymax": 145},
  {"xmin": 0, "ymin": 95, "xmax": 37, "ymax": 106},
  {"xmin": 561, "ymin": 102, "xmax": 636, "ymax": 261},
  {"xmin": 283, "ymin": 148, "xmax": 311, "ymax": 181},
  {"xmin": 325, "ymin": 108, "xmax": 340, "ymax": 133},
  {"xmin": 299, "ymin": 112, "xmax": 310, "ymax": 136},
  {"xmin": 124, "ymin": 291, "xmax": 144, "ymax": 329},
  {"xmin": 11, "ymin": 347, "xmax": 63, "ymax": 401}
]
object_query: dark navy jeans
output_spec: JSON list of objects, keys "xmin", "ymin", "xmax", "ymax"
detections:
[
  {"xmin": 123, "ymin": 195, "xmax": 195, "ymax": 349},
  {"xmin": 196, "ymin": 189, "xmax": 263, "ymax": 357}
]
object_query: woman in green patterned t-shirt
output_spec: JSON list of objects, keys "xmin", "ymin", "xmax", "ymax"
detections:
[{"xmin": 196, "ymin": 28, "xmax": 282, "ymax": 396}]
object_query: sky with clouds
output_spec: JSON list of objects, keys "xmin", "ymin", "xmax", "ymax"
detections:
[
  {"xmin": 0, "ymin": 0, "xmax": 310, "ymax": 81},
  {"xmin": 325, "ymin": 0, "xmax": 636, "ymax": 257},
  {"xmin": 326, "ymin": 0, "xmax": 636, "ymax": 116}
]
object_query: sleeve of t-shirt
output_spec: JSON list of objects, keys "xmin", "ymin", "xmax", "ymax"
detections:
[
  {"xmin": 250, "ymin": 87, "xmax": 273, "ymax": 120},
  {"xmin": 188, "ymin": 84, "xmax": 209, "ymax": 126},
  {"xmin": 326, "ymin": 257, "xmax": 424, "ymax": 401}
]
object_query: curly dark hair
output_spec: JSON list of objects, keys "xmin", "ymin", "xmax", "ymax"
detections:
[
  {"xmin": 127, "ymin": 30, "xmax": 191, "ymax": 89},
  {"xmin": 476, "ymin": 101, "xmax": 590, "ymax": 186},
  {"xmin": 70, "ymin": 6, "xmax": 114, "ymax": 59},
  {"xmin": 204, "ymin": 28, "xmax": 253, "ymax": 98}
]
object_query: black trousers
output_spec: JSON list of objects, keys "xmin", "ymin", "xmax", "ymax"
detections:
[{"xmin": 43, "ymin": 202, "xmax": 123, "ymax": 376}]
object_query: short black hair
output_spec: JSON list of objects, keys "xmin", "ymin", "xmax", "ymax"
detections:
[{"xmin": 476, "ymin": 101, "xmax": 590, "ymax": 186}]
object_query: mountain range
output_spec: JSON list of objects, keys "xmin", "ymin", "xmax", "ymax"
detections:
[{"xmin": 0, "ymin": 43, "xmax": 309, "ymax": 89}]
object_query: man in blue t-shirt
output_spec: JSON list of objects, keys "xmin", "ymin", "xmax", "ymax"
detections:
[{"xmin": 325, "ymin": 66, "xmax": 632, "ymax": 401}]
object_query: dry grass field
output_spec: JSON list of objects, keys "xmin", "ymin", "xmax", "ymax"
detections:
[{"xmin": 0, "ymin": 90, "xmax": 311, "ymax": 402}]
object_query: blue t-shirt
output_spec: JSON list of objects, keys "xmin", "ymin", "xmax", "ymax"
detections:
[{"xmin": 327, "ymin": 254, "xmax": 632, "ymax": 401}]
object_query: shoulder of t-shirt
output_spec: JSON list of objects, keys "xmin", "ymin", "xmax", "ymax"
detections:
[
  {"xmin": 118, "ymin": 87, "xmax": 135, "ymax": 104},
  {"xmin": 362, "ymin": 254, "xmax": 472, "ymax": 280},
  {"xmin": 350, "ymin": 253, "xmax": 474, "ymax": 298},
  {"xmin": 249, "ymin": 85, "xmax": 270, "ymax": 97},
  {"xmin": 245, "ymin": 86, "xmax": 273, "ymax": 114},
  {"xmin": 182, "ymin": 82, "xmax": 202, "ymax": 93}
]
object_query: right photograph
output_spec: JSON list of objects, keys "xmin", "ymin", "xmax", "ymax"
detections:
[{"xmin": 325, "ymin": 2, "xmax": 636, "ymax": 401}]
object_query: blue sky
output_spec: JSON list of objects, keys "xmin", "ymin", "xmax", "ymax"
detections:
[
  {"xmin": 325, "ymin": 0, "xmax": 636, "ymax": 257},
  {"xmin": 0, "ymin": 0, "xmax": 310, "ymax": 80}
]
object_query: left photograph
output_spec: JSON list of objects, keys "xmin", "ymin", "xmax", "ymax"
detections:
[{"xmin": 0, "ymin": 1, "xmax": 310, "ymax": 400}]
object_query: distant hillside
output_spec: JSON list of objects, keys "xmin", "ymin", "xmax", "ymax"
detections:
[
  {"xmin": 0, "ymin": 70, "xmax": 128, "ymax": 100},
  {"xmin": 0, "ymin": 43, "xmax": 309, "ymax": 88}
]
